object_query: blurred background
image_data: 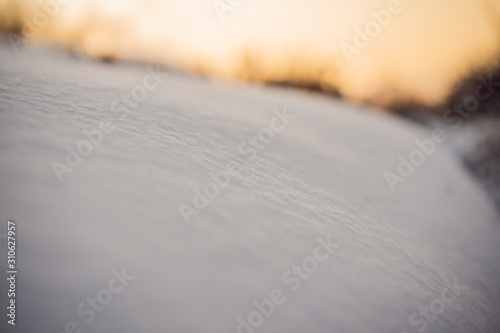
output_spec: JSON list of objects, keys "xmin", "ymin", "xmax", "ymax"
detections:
[
  {"xmin": 1, "ymin": 0, "xmax": 500, "ymax": 204},
  {"xmin": 1, "ymin": 0, "xmax": 499, "ymax": 105}
]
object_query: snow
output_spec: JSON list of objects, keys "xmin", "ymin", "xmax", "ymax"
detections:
[{"xmin": 0, "ymin": 44, "xmax": 499, "ymax": 333}]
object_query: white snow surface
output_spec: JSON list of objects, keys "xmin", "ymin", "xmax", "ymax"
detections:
[{"xmin": 0, "ymin": 44, "xmax": 499, "ymax": 333}]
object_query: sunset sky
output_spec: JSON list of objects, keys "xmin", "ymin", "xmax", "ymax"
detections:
[{"xmin": 2, "ymin": 0, "xmax": 499, "ymax": 106}]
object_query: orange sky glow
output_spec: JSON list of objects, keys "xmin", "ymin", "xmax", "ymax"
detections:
[{"xmin": 1, "ymin": 0, "xmax": 499, "ymax": 107}]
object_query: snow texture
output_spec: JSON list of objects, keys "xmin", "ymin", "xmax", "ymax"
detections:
[{"xmin": 0, "ymin": 44, "xmax": 499, "ymax": 333}]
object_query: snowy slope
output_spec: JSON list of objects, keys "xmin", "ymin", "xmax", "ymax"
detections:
[{"xmin": 0, "ymin": 44, "xmax": 499, "ymax": 333}]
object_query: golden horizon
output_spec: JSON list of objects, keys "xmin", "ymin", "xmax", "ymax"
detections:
[{"xmin": 1, "ymin": 0, "xmax": 499, "ymax": 107}]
